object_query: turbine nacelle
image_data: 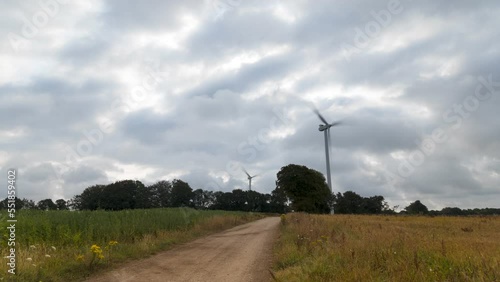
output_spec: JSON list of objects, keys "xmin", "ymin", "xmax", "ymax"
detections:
[
  {"xmin": 314, "ymin": 108, "xmax": 341, "ymax": 131},
  {"xmin": 318, "ymin": 124, "xmax": 331, "ymax": 131}
]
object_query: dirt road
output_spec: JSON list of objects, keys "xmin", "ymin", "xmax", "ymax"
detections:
[{"xmin": 86, "ymin": 217, "xmax": 280, "ymax": 282}]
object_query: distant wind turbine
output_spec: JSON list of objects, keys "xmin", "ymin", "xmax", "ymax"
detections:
[
  {"xmin": 313, "ymin": 108, "xmax": 342, "ymax": 213},
  {"xmin": 242, "ymin": 168, "xmax": 258, "ymax": 191}
]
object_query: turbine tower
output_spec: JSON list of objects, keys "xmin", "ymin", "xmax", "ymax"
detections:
[
  {"xmin": 243, "ymin": 168, "xmax": 258, "ymax": 191},
  {"xmin": 314, "ymin": 109, "xmax": 342, "ymax": 213}
]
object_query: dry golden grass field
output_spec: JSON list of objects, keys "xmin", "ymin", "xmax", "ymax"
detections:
[{"xmin": 273, "ymin": 213, "xmax": 500, "ymax": 282}]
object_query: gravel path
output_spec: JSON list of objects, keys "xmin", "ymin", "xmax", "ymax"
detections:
[{"xmin": 86, "ymin": 217, "xmax": 280, "ymax": 282}]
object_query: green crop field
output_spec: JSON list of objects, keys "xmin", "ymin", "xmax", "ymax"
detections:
[
  {"xmin": 273, "ymin": 213, "xmax": 500, "ymax": 282},
  {"xmin": 0, "ymin": 208, "xmax": 263, "ymax": 281}
]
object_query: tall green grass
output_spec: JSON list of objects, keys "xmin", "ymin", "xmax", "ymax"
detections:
[
  {"xmin": 0, "ymin": 208, "xmax": 263, "ymax": 281},
  {"xmin": 10, "ymin": 208, "xmax": 233, "ymax": 247}
]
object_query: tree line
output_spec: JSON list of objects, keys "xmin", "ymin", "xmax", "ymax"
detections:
[
  {"xmin": 0, "ymin": 179, "xmax": 288, "ymax": 213},
  {"xmin": 1, "ymin": 164, "xmax": 498, "ymax": 215},
  {"xmin": 69, "ymin": 179, "xmax": 289, "ymax": 213},
  {"xmin": 400, "ymin": 200, "xmax": 500, "ymax": 216},
  {"xmin": 0, "ymin": 197, "xmax": 69, "ymax": 210}
]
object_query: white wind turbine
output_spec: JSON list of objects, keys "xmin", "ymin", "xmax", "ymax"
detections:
[
  {"xmin": 242, "ymin": 168, "xmax": 258, "ymax": 191},
  {"xmin": 314, "ymin": 108, "xmax": 342, "ymax": 213}
]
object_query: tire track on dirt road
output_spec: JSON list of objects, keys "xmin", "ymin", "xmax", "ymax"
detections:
[{"xmin": 86, "ymin": 217, "xmax": 280, "ymax": 282}]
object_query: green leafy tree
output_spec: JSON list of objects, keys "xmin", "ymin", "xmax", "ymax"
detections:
[
  {"xmin": 245, "ymin": 190, "xmax": 270, "ymax": 212},
  {"xmin": 170, "ymin": 179, "xmax": 194, "ymax": 207},
  {"xmin": 147, "ymin": 180, "xmax": 172, "ymax": 208},
  {"xmin": 405, "ymin": 200, "xmax": 429, "ymax": 214},
  {"xmin": 0, "ymin": 197, "xmax": 24, "ymax": 210},
  {"xmin": 37, "ymin": 199, "xmax": 57, "ymax": 210},
  {"xmin": 269, "ymin": 186, "xmax": 289, "ymax": 213},
  {"xmin": 100, "ymin": 180, "xmax": 149, "ymax": 210},
  {"xmin": 66, "ymin": 199, "xmax": 77, "ymax": 210},
  {"xmin": 192, "ymin": 189, "xmax": 214, "ymax": 209},
  {"xmin": 73, "ymin": 181, "xmax": 149, "ymax": 211},
  {"xmin": 335, "ymin": 191, "xmax": 364, "ymax": 214},
  {"xmin": 363, "ymin": 195, "xmax": 387, "ymax": 214},
  {"xmin": 21, "ymin": 198, "xmax": 36, "ymax": 209},
  {"xmin": 230, "ymin": 189, "xmax": 247, "ymax": 211},
  {"xmin": 276, "ymin": 164, "xmax": 332, "ymax": 214},
  {"xmin": 440, "ymin": 207, "xmax": 463, "ymax": 216},
  {"xmin": 212, "ymin": 191, "xmax": 232, "ymax": 210},
  {"xmin": 73, "ymin": 185, "xmax": 105, "ymax": 210},
  {"xmin": 334, "ymin": 192, "xmax": 387, "ymax": 214},
  {"xmin": 55, "ymin": 199, "xmax": 68, "ymax": 210}
]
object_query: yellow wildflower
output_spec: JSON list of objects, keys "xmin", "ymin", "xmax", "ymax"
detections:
[
  {"xmin": 90, "ymin": 244, "xmax": 101, "ymax": 253},
  {"xmin": 76, "ymin": 254, "xmax": 84, "ymax": 261},
  {"xmin": 90, "ymin": 244, "xmax": 104, "ymax": 260}
]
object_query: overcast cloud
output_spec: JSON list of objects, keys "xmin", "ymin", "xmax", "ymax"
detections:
[{"xmin": 1, "ymin": 0, "xmax": 499, "ymax": 210}]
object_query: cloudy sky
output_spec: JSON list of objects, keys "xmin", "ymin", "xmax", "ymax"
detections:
[{"xmin": 1, "ymin": 0, "xmax": 499, "ymax": 210}]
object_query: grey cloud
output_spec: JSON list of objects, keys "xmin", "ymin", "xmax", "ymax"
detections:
[
  {"xmin": 62, "ymin": 165, "xmax": 108, "ymax": 184},
  {"xmin": 24, "ymin": 163, "xmax": 56, "ymax": 183},
  {"xmin": 58, "ymin": 35, "xmax": 113, "ymax": 66},
  {"xmin": 185, "ymin": 53, "xmax": 301, "ymax": 98},
  {"xmin": 1, "ymin": 0, "xmax": 499, "ymax": 209},
  {"xmin": 404, "ymin": 156, "xmax": 483, "ymax": 195},
  {"xmin": 100, "ymin": 0, "xmax": 202, "ymax": 31},
  {"xmin": 0, "ymin": 77, "xmax": 115, "ymax": 129},
  {"xmin": 119, "ymin": 109, "xmax": 176, "ymax": 146}
]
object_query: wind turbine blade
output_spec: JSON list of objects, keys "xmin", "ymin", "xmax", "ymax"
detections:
[
  {"xmin": 251, "ymin": 174, "xmax": 258, "ymax": 178},
  {"xmin": 313, "ymin": 109, "xmax": 329, "ymax": 125},
  {"xmin": 242, "ymin": 167, "xmax": 251, "ymax": 178},
  {"xmin": 330, "ymin": 121, "xmax": 343, "ymax": 127}
]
